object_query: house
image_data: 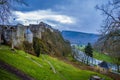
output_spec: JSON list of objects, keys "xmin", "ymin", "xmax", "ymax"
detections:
[{"xmin": 98, "ymin": 61, "xmax": 110, "ymax": 73}]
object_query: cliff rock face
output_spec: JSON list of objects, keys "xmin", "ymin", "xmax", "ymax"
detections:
[
  {"xmin": 31, "ymin": 22, "xmax": 71, "ymax": 56},
  {"xmin": 41, "ymin": 27, "xmax": 71, "ymax": 56},
  {"xmin": 0, "ymin": 22, "xmax": 72, "ymax": 57}
]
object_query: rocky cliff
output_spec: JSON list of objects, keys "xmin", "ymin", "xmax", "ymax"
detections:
[{"xmin": 0, "ymin": 22, "xmax": 72, "ymax": 57}]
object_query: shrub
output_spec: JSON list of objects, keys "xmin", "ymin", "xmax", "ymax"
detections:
[{"xmin": 23, "ymin": 41, "xmax": 34, "ymax": 55}]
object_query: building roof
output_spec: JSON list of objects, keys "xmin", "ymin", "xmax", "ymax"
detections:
[{"xmin": 98, "ymin": 61, "xmax": 109, "ymax": 69}]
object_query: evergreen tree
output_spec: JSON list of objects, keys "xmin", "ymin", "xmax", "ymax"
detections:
[
  {"xmin": 84, "ymin": 43, "xmax": 93, "ymax": 65},
  {"xmin": 33, "ymin": 37, "xmax": 41, "ymax": 57}
]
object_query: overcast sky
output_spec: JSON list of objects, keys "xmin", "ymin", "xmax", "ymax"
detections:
[{"xmin": 12, "ymin": 0, "xmax": 108, "ymax": 34}]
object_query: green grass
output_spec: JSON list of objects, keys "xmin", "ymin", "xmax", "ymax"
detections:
[
  {"xmin": 93, "ymin": 51, "xmax": 113, "ymax": 63},
  {"xmin": 0, "ymin": 45, "xmax": 112, "ymax": 80},
  {"xmin": 76, "ymin": 46, "xmax": 114, "ymax": 63},
  {"xmin": 0, "ymin": 68, "xmax": 20, "ymax": 80},
  {"xmin": 75, "ymin": 46, "xmax": 85, "ymax": 52}
]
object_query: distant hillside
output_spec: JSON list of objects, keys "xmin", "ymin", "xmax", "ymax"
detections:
[{"xmin": 61, "ymin": 31, "xmax": 99, "ymax": 45}]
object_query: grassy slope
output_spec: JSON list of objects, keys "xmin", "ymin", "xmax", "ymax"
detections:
[
  {"xmin": 76, "ymin": 46, "xmax": 113, "ymax": 63},
  {"xmin": 0, "ymin": 46, "xmax": 112, "ymax": 80},
  {"xmin": 0, "ymin": 68, "xmax": 20, "ymax": 80},
  {"xmin": 93, "ymin": 51, "xmax": 113, "ymax": 63}
]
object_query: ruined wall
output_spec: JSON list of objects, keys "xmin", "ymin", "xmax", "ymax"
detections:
[
  {"xmin": 30, "ymin": 24, "xmax": 41, "ymax": 39},
  {"xmin": 25, "ymin": 28, "xmax": 33, "ymax": 43}
]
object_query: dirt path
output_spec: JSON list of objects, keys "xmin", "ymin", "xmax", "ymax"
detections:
[
  {"xmin": 41, "ymin": 55, "xmax": 67, "ymax": 80},
  {"xmin": 0, "ymin": 60, "xmax": 35, "ymax": 80},
  {"xmin": 25, "ymin": 55, "xmax": 43, "ymax": 68},
  {"xmin": 42, "ymin": 55, "xmax": 56, "ymax": 73}
]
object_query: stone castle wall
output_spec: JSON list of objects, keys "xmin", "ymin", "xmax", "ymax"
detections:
[{"xmin": 0, "ymin": 22, "xmax": 54, "ymax": 48}]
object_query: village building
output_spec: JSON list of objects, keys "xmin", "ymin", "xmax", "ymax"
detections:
[{"xmin": 97, "ymin": 61, "xmax": 110, "ymax": 73}]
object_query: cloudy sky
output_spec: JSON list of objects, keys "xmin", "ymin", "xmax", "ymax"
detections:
[{"xmin": 12, "ymin": 0, "xmax": 108, "ymax": 34}]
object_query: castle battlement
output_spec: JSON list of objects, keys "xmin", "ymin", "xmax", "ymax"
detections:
[{"xmin": 0, "ymin": 22, "xmax": 55, "ymax": 48}]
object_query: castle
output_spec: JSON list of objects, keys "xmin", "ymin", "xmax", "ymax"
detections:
[{"xmin": 0, "ymin": 22, "xmax": 54, "ymax": 48}]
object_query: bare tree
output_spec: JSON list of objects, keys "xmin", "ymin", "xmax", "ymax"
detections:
[
  {"xmin": 0, "ymin": 0, "xmax": 27, "ymax": 24},
  {"xmin": 0, "ymin": 0, "xmax": 27, "ymax": 50},
  {"xmin": 96, "ymin": 0, "xmax": 120, "ymax": 72},
  {"xmin": 96, "ymin": 0, "xmax": 120, "ymax": 34}
]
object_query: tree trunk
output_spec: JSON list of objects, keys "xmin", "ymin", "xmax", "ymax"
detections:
[
  {"xmin": 87, "ymin": 56, "xmax": 89, "ymax": 65},
  {"xmin": 83, "ymin": 55, "xmax": 85, "ymax": 64},
  {"xmin": 92, "ymin": 57, "xmax": 93, "ymax": 65},
  {"xmin": 85, "ymin": 56, "xmax": 87, "ymax": 64},
  {"xmin": 117, "ymin": 64, "xmax": 119, "ymax": 72}
]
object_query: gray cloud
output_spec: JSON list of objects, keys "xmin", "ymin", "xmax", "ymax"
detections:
[
  {"xmin": 51, "ymin": 0, "xmax": 106, "ymax": 33},
  {"xmin": 13, "ymin": 10, "xmax": 76, "ymax": 26},
  {"xmin": 13, "ymin": 0, "xmax": 108, "ymax": 34}
]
